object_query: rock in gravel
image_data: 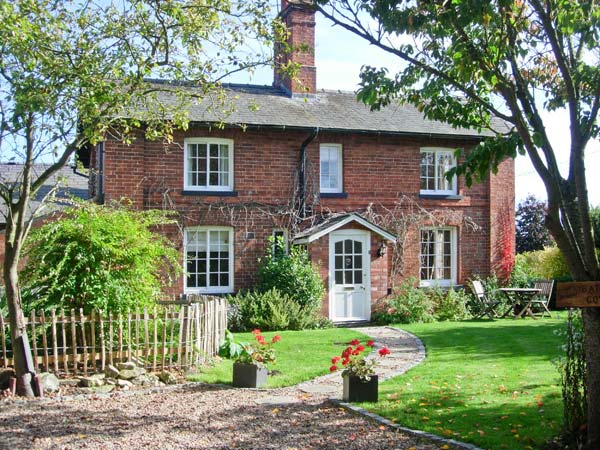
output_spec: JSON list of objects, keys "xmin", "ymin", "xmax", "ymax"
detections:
[
  {"xmin": 0, "ymin": 369, "xmax": 15, "ymax": 390},
  {"xmin": 79, "ymin": 376, "xmax": 105, "ymax": 388},
  {"xmin": 105, "ymin": 364, "xmax": 120, "ymax": 378},
  {"xmin": 131, "ymin": 374, "xmax": 160, "ymax": 387},
  {"xmin": 80, "ymin": 385, "xmax": 114, "ymax": 394},
  {"xmin": 116, "ymin": 379, "xmax": 133, "ymax": 388},
  {"xmin": 118, "ymin": 361, "xmax": 137, "ymax": 371},
  {"xmin": 119, "ymin": 368, "xmax": 144, "ymax": 380},
  {"xmin": 158, "ymin": 371, "xmax": 178, "ymax": 385},
  {"xmin": 38, "ymin": 372, "xmax": 60, "ymax": 393}
]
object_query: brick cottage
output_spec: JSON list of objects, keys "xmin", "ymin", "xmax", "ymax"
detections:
[{"xmin": 80, "ymin": 0, "xmax": 515, "ymax": 322}]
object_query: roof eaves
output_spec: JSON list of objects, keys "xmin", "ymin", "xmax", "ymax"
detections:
[{"xmin": 293, "ymin": 213, "xmax": 397, "ymax": 244}]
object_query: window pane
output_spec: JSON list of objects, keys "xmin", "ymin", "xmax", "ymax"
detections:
[
  {"xmin": 354, "ymin": 270, "xmax": 362, "ymax": 284},
  {"xmin": 335, "ymin": 241, "xmax": 343, "ymax": 253},
  {"xmin": 220, "ymin": 273, "xmax": 229, "ymax": 286},
  {"xmin": 335, "ymin": 270, "xmax": 343, "ymax": 284},
  {"xmin": 335, "ymin": 255, "xmax": 343, "ymax": 270},
  {"xmin": 344, "ymin": 270, "xmax": 352, "ymax": 284},
  {"xmin": 344, "ymin": 239, "xmax": 352, "ymax": 253}
]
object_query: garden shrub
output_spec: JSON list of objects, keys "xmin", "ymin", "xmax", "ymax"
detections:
[
  {"xmin": 554, "ymin": 310, "xmax": 587, "ymax": 447},
  {"xmin": 228, "ymin": 288, "xmax": 329, "ymax": 331},
  {"xmin": 372, "ymin": 278, "xmax": 434, "ymax": 324},
  {"xmin": 515, "ymin": 247, "xmax": 571, "ymax": 282},
  {"xmin": 431, "ymin": 287, "xmax": 472, "ymax": 321},
  {"xmin": 509, "ymin": 253, "xmax": 539, "ymax": 287},
  {"xmin": 257, "ymin": 237, "xmax": 325, "ymax": 311},
  {"xmin": 20, "ymin": 200, "xmax": 180, "ymax": 314}
]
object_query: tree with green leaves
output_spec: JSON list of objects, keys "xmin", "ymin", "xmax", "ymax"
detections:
[
  {"xmin": 516, "ymin": 194, "xmax": 553, "ymax": 253},
  {"xmin": 315, "ymin": 0, "xmax": 600, "ymax": 446},
  {"xmin": 0, "ymin": 0, "xmax": 285, "ymax": 397},
  {"xmin": 20, "ymin": 200, "xmax": 181, "ymax": 315}
]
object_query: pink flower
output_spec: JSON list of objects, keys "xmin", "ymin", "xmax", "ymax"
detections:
[
  {"xmin": 252, "ymin": 329, "xmax": 261, "ymax": 335},
  {"xmin": 331, "ymin": 356, "xmax": 341, "ymax": 364},
  {"xmin": 378, "ymin": 347, "xmax": 391, "ymax": 357},
  {"xmin": 349, "ymin": 338, "xmax": 360, "ymax": 346},
  {"xmin": 256, "ymin": 335, "xmax": 266, "ymax": 345},
  {"xmin": 329, "ymin": 365, "xmax": 338, "ymax": 372},
  {"xmin": 366, "ymin": 340, "xmax": 375, "ymax": 347},
  {"xmin": 271, "ymin": 335, "xmax": 281, "ymax": 343}
]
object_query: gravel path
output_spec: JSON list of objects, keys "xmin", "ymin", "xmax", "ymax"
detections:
[{"xmin": 0, "ymin": 326, "xmax": 447, "ymax": 450}]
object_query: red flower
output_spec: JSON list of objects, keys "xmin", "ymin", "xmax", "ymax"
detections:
[
  {"xmin": 356, "ymin": 345, "xmax": 365, "ymax": 352},
  {"xmin": 331, "ymin": 356, "xmax": 341, "ymax": 364},
  {"xmin": 252, "ymin": 329, "xmax": 261, "ymax": 335},
  {"xmin": 342, "ymin": 357, "xmax": 350, "ymax": 366},
  {"xmin": 341, "ymin": 347, "xmax": 353, "ymax": 358},
  {"xmin": 271, "ymin": 335, "xmax": 281, "ymax": 343},
  {"xmin": 349, "ymin": 338, "xmax": 360, "ymax": 346},
  {"xmin": 329, "ymin": 365, "xmax": 338, "ymax": 372},
  {"xmin": 366, "ymin": 340, "xmax": 375, "ymax": 347},
  {"xmin": 378, "ymin": 347, "xmax": 391, "ymax": 356},
  {"xmin": 256, "ymin": 335, "xmax": 266, "ymax": 345},
  {"xmin": 352, "ymin": 349, "xmax": 361, "ymax": 356}
]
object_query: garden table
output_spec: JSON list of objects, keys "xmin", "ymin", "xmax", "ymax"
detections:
[{"xmin": 498, "ymin": 288, "xmax": 542, "ymax": 319}]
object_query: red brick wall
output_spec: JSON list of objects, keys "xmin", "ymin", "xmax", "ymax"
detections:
[
  {"xmin": 489, "ymin": 158, "xmax": 516, "ymax": 281},
  {"xmin": 94, "ymin": 126, "xmax": 512, "ymax": 315}
]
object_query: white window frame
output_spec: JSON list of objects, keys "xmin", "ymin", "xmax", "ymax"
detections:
[
  {"xmin": 419, "ymin": 227, "xmax": 457, "ymax": 287},
  {"xmin": 184, "ymin": 138, "xmax": 234, "ymax": 191},
  {"xmin": 419, "ymin": 147, "xmax": 457, "ymax": 195},
  {"xmin": 184, "ymin": 226, "xmax": 234, "ymax": 294},
  {"xmin": 320, "ymin": 143, "xmax": 343, "ymax": 193}
]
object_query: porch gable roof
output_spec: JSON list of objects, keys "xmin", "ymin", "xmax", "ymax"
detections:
[{"xmin": 292, "ymin": 213, "xmax": 397, "ymax": 244}]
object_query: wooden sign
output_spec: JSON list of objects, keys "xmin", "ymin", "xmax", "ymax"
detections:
[{"xmin": 557, "ymin": 282, "xmax": 600, "ymax": 308}]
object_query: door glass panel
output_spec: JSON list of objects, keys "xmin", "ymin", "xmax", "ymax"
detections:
[
  {"xmin": 344, "ymin": 271, "xmax": 353, "ymax": 284},
  {"xmin": 335, "ymin": 271, "xmax": 343, "ymax": 284},
  {"xmin": 334, "ymin": 238, "xmax": 363, "ymax": 286},
  {"xmin": 344, "ymin": 239, "xmax": 352, "ymax": 253}
]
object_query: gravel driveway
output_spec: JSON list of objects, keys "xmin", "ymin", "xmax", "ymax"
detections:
[{"xmin": 0, "ymin": 383, "xmax": 444, "ymax": 450}]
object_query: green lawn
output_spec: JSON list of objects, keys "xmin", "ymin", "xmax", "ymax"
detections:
[
  {"xmin": 188, "ymin": 328, "xmax": 369, "ymax": 387},
  {"xmin": 367, "ymin": 317, "xmax": 567, "ymax": 450}
]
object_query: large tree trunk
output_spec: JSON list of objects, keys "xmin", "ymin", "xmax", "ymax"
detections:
[
  {"xmin": 3, "ymin": 238, "xmax": 36, "ymax": 397},
  {"xmin": 583, "ymin": 309, "xmax": 600, "ymax": 449}
]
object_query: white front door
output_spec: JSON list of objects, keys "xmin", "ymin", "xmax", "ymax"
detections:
[{"xmin": 329, "ymin": 230, "xmax": 370, "ymax": 321}]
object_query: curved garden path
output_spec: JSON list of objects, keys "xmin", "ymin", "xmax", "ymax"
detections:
[{"xmin": 0, "ymin": 327, "xmax": 474, "ymax": 450}]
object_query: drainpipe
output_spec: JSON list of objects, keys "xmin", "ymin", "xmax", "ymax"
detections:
[{"xmin": 298, "ymin": 128, "xmax": 319, "ymax": 219}]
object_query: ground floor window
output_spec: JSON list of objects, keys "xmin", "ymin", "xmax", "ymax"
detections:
[
  {"xmin": 184, "ymin": 227, "xmax": 233, "ymax": 293},
  {"xmin": 419, "ymin": 227, "xmax": 456, "ymax": 287}
]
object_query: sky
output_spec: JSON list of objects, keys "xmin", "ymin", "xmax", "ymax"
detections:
[{"xmin": 227, "ymin": 11, "xmax": 600, "ymax": 208}]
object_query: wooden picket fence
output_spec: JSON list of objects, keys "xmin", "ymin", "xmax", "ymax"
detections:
[{"xmin": 0, "ymin": 295, "xmax": 227, "ymax": 375}]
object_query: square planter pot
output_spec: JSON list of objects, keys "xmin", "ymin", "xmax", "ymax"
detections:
[
  {"xmin": 343, "ymin": 374, "xmax": 378, "ymax": 403},
  {"xmin": 232, "ymin": 362, "xmax": 268, "ymax": 388}
]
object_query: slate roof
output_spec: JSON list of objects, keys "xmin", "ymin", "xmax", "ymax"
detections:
[
  {"xmin": 0, "ymin": 164, "xmax": 90, "ymax": 227},
  {"xmin": 145, "ymin": 81, "xmax": 505, "ymax": 139}
]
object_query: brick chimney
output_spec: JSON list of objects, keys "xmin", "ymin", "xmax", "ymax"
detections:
[{"xmin": 274, "ymin": 0, "xmax": 316, "ymax": 95}]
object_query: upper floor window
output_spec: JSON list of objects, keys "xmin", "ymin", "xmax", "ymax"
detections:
[
  {"xmin": 420, "ymin": 148, "xmax": 456, "ymax": 195},
  {"xmin": 419, "ymin": 227, "xmax": 456, "ymax": 287},
  {"xmin": 320, "ymin": 144, "xmax": 343, "ymax": 193},
  {"xmin": 184, "ymin": 226, "xmax": 234, "ymax": 294},
  {"xmin": 184, "ymin": 138, "xmax": 233, "ymax": 191}
]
